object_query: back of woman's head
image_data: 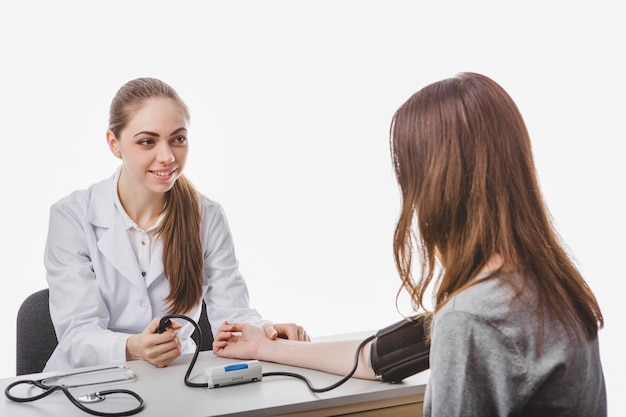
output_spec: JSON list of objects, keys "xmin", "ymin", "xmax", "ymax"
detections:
[{"xmin": 391, "ymin": 72, "xmax": 602, "ymax": 340}]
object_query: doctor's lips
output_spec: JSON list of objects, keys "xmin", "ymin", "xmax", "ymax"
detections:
[{"xmin": 150, "ymin": 168, "xmax": 177, "ymax": 178}]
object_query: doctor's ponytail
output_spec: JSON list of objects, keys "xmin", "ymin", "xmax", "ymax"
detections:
[{"xmin": 161, "ymin": 176, "xmax": 203, "ymax": 314}]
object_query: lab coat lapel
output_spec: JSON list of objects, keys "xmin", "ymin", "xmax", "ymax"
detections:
[
  {"xmin": 88, "ymin": 175, "xmax": 146, "ymax": 291},
  {"xmin": 144, "ymin": 238, "xmax": 165, "ymax": 287},
  {"xmin": 97, "ymin": 221, "xmax": 146, "ymax": 290}
]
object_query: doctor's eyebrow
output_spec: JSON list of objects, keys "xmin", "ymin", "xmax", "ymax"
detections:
[{"xmin": 133, "ymin": 127, "xmax": 187, "ymax": 138}]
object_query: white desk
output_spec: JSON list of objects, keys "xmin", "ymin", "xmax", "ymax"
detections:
[{"xmin": 1, "ymin": 332, "xmax": 429, "ymax": 417}]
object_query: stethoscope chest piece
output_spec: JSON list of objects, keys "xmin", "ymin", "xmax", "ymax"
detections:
[{"xmin": 78, "ymin": 392, "xmax": 106, "ymax": 403}]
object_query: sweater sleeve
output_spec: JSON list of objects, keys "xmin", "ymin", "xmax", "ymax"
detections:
[{"xmin": 426, "ymin": 310, "xmax": 529, "ymax": 417}]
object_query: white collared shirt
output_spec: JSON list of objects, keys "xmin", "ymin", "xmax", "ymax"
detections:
[{"xmin": 112, "ymin": 168, "xmax": 165, "ymax": 280}]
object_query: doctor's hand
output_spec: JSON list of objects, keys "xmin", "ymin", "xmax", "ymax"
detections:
[
  {"xmin": 126, "ymin": 317, "xmax": 183, "ymax": 367},
  {"xmin": 263, "ymin": 322, "xmax": 310, "ymax": 341}
]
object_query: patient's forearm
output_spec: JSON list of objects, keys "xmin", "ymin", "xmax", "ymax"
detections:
[{"xmin": 257, "ymin": 338, "xmax": 377, "ymax": 380}]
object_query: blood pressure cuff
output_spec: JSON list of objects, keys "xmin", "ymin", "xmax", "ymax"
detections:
[{"xmin": 370, "ymin": 313, "xmax": 430, "ymax": 382}]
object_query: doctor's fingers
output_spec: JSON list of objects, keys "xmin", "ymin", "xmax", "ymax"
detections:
[
  {"xmin": 294, "ymin": 327, "xmax": 310, "ymax": 342},
  {"xmin": 271, "ymin": 323, "xmax": 310, "ymax": 341},
  {"xmin": 299, "ymin": 327, "xmax": 310, "ymax": 342},
  {"xmin": 145, "ymin": 317, "xmax": 165, "ymax": 334},
  {"xmin": 149, "ymin": 347, "xmax": 181, "ymax": 368},
  {"xmin": 146, "ymin": 334, "xmax": 182, "ymax": 367},
  {"xmin": 284, "ymin": 324, "xmax": 310, "ymax": 341}
]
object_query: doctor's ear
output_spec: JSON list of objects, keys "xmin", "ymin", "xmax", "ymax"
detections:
[{"xmin": 106, "ymin": 131, "xmax": 122, "ymax": 159}]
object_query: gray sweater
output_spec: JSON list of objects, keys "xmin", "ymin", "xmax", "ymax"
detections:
[{"xmin": 424, "ymin": 273, "xmax": 606, "ymax": 417}]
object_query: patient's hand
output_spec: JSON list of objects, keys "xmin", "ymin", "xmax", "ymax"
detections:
[{"xmin": 212, "ymin": 322, "xmax": 265, "ymax": 359}]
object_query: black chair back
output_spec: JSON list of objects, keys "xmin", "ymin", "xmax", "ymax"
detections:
[{"xmin": 16, "ymin": 289, "xmax": 58, "ymax": 375}]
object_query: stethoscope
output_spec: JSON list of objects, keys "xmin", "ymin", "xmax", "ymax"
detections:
[
  {"xmin": 4, "ymin": 314, "xmax": 204, "ymax": 415},
  {"xmin": 4, "ymin": 365, "xmax": 145, "ymax": 416},
  {"xmin": 4, "ymin": 315, "xmax": 203, "ymax": 416}
]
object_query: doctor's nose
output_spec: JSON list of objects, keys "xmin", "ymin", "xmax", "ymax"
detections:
[{"xmin": 156, "ymin": 144, "xmax": 175, "ymax": 164}]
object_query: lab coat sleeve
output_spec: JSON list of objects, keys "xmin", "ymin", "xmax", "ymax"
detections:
[
  {"xmin": 44, "ymin": 195, "xmax": 130, "ymax": 371},
  {"xmin": 200, "ymin": 199, "xmax": 269, "ymax": 335}
]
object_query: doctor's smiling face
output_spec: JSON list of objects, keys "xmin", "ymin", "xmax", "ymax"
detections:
[{"xmin": 106, "ymin": 97, "xmax": 189, "ymax": 198}]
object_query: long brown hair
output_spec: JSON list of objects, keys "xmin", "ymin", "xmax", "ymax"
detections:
[
  {"xmin": 390, "ymin": 72, "xmax": 603, "ymax": 341},
  {"xmin": 109, "ymin": 77, "xmax": 203, "ymax": 314}
]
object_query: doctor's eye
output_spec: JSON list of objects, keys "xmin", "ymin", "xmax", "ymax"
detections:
[{"xmin": 138, "ymin": 138, "xmax": 156, "ymax": 146}]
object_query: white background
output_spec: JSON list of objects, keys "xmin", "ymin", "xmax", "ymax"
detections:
[{"xmin": 1, "ymin": 1, "xmax": 623, "ymax": 415}]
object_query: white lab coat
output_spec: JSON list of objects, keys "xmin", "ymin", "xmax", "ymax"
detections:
[{"xmin": 43, "ymin": 171, "xmax": 266, "ymax": 371}]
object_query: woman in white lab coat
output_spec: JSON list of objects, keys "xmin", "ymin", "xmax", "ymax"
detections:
[{"xmin": 43, "ymin": 77, "xmax": 308, "ymax": 372}]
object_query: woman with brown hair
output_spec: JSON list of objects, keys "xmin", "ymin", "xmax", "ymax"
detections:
[
  {"xmin": 213, "ymin": 72, "xmax": 606, "ymax": 416},
  {"xmin": 44, "ymin": 77, "xmax": 308, "ymax": 372}
]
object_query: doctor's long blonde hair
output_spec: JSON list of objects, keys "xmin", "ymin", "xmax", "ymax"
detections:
[{"xmin": 108, "ymin": 77, "xmax": 203, "ymax": 315}]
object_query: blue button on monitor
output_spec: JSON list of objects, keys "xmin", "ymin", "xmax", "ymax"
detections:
[{"xmin": 224, "ymin": 363, "xmax": 249, "ymax": 372}]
